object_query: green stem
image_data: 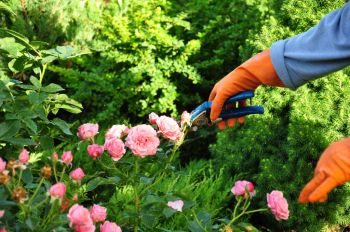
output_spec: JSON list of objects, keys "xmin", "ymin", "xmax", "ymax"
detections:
[
  {"xmin": 191, "ymin": 209, "xmax": 208, "ymax": 232},
  {"xmin": 52, "ymin": 162, "xmax": 58, "ymax": 182},
  {"xmin": 33, "ymin": 196, "xmax": 49, "ymax": 209},
  {"xmin": 39, "ymin": 64, "xmax": 47, "ymax": 84},
  {"xmin": 232, "ymin": 197, "xmax": 242, "ymax": 218},
  {"xmin": 17, "ymin": 168, "xmax": 23, "ymax": 186},
  {"xmin": 244, "ymin": 208, "xmax": 268, "ymax": 215},
  {"xmin": 60, "ymin": 166, "xmax": 66, "ymax": 182},
  {"xmin": 98, "ymin": 159, "xmax": 127, "ymax": 178},
  {"xmin": 28, "ymin": 178, "xmax": 44, "ymax": 206}
]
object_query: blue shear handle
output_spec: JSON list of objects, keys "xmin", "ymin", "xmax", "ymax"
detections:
[
  {"xmin": 225, "ymin": 91, "xmax": 254, "ymax": 105},
  {"xmin": 220, "ymin": 106, "xmax": 264, "ymax": 120}
]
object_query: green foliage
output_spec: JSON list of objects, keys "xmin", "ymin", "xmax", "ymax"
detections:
[
  {"xmin": 0, "ymin": 28, "xmax": 82, "ymax": 157},
  {"xmin": 107, "ymin": 160, "xmax": 233, "ymax": 231},
  {"xmin": 48, "ymin": 0, "xmax": 201, "ymax": 125},
  {"xmin": 211, "ymin": 0, "xmax": 350, "ymax": 230}
]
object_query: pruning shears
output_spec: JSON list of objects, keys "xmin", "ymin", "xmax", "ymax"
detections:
[{"xmin": 190, "ymin": 91, "xmax": 264, "ymax": 126}]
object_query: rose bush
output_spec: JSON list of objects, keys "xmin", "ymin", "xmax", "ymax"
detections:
[{"xmin": 0, "ymin": 110, "xmax": 289, "ymax": 231}]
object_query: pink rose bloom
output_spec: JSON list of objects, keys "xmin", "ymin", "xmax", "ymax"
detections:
[
  {"xmin": 68, "ymin": 204, "xmax": 93, "ymax": 227},
  {"xmin": 0, "ymin": 229, "xmax": 6, "ymax": 232},
  {"xmin": 105, "ymin": 125, "xmax": 129, "ymax": 139},
  {"xmin": 104, "ymin": 138, "xmax": 126, "ymax": 161},
  {"xmin": 100, "ymin": 221, "xmax": 122, "ymax": 232},
  {"xmin": 49, "ymin": 182, "xmax": 66, "ymax": 199},
  {"xmin": 0, "ymin": 210, "xmax": 4, "ymax": 218},
  {"xmin": 267, "ymin": 190, "xmax": 289, "ymax": 221},
  {"xmin": 125, "ymin": 125, "xmax": 160, "ymax": 158},
  {"xmin": 0, "ymin": 158, "xmax": 6, "ymax": 173},
  {"xmin": 167, "ymin": 200, "xmax": 184, "ymax": 212},
  {"xmin": 90, "ymin": 204, "xmax": 107, "ymax": 223},
  {"xmin": 180, "ymin": 111, "xmax": 191, "ymax": 127},
  {"xmin": 19, "ymin": 148, "xmax": 29, "ymax": 163},
  {"xmin": 156, "ymin": 116, "xmax": 181, "ymax": 140},
  {"xmin": 149, "ymin": 112, "xmax": 159, "ymax": 125},
  {"xmin": 231, "ymin": 180, "xmax": 255, "ymax": 198},
  {"xmin": 62, "ymin": 151, "xmax": 73, "ymax": 165},
  {"xmin": 77, "ymin": 123, "xmax": 99, "ymax": 141},
  {"xmin": 87, "ymin": 144, "xmax": 104, "ymax": 159},
  {"xmin": 74, "ymin": 224, "xmax": 95, "ymax": 232},
  {"xmin": 70, "ymin": 168, "xmax": 85, "ymax": 182}
]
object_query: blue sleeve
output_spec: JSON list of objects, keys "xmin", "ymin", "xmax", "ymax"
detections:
[{"xmin": 270, "ymin": 3, "xmax": 350, "ymax": 90}]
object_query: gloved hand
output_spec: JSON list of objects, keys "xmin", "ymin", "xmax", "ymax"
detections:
[
  {"xmin": 209, "ymin": 50, "xmax": 285, "ymax": 130},
  {"xmin": 299, "ymin": 138, "xmax": 350, "ymax": 203}
]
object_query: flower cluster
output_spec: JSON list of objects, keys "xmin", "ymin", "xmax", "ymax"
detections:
[
  {"xmin": 231, "ymin": 180, "xmax": 289, "ymax": 222},
  {"xmin": 78, "ymin": 112, "xmax": 190, "ymax": 163},
  {"xmin": 68, "ymin": 204, "xmax": 121, "ymax": 232}
]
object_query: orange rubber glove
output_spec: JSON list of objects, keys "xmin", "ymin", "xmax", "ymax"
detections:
[
  {"xmin": 299, "ymin": 138, "xmax": 350, "ymax": 203},
  {"xmin": 209, "ymin": 50, "xmax": 285, "ymax": 130}
]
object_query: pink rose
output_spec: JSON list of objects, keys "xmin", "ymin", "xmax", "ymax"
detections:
[
  {"xmin": 156, "ymin": 116, "xmax": 181, "ymax": 140},
  {"xmin": 0, "ymin": 229, "xmax": 6, "ymax": 232},
  {"xmin": 87, "ymin": 144, "xmax": 104, "ymax": 159},
  {"xmin": 70, "ymin": 168, "xmax": 85, "ymax": 182},
  {"xmin": 231, "ymin": 180, "xmax": 255, "ymax": 198},
  {"xmin": 125, "ymin": 125, "xmax": 160, "ymax": 158},
  {"xmin": 90, "ymin": 204, "xmax": 107, "ymax": 223},
  {"xmin": 49, "ymin": 182, "xmax": 66, "ymax": 199},
  {"xmin": 74, "ymin": 224, "xmax": 95, "ymax": 232},
  {"xmin": 149, "ymin": 112, "xmax": 159, "ymax": 125},
  {"xmin": 62, "ymin": 151, "xmax": 73, "ymax": 165},
  {"xmin": 19, "ymin": 148, "xmax": 29, "ymax": 163},
  {"xmin": 104, "ymin": 138, "xmax": 126, "ymax": 161},
  {"xmin": 167, "ymin": 200, "xmax": 184, "ymax": 212},
  {"xmin": 180, "ymin": 111, "xmax": 191, "ymax": 127},
  {"xmin": 77, "ymin": 123, "xmax": 99, "ymax": 141},
  {"xmin": 105, "ymin": 125, "xmax": 129, "ymax": 139},
  {"xmin": 0, "ymin": 158, "xmax": 6, "ymax": 173},
  {"xmin": 68, "ymin": 204, "xmax": 93, "ymax": 227},
  {"xmin": 100, "ymin": 221, "xmax": 122, "ymax": 232},
  {"xmin": 267, "ymin": 190, "xmax": 289, "ymax": 221},
  {"xmin": 0, "ymin": 210, "xmax": 4, "ymax": 218}
]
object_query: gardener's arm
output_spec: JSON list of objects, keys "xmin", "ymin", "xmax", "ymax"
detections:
[
  {"xmin": 209, "ymin": 3, "xmax": 350, "ymax": 130},
  {"xmin": 271, "ymin": 2, "xmax": 350, "ymax": 90}
]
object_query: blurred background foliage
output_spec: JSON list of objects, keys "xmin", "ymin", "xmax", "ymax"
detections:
[{"xmin": 1, "ymin": 0, "xmax": 350, "ymax": 230}]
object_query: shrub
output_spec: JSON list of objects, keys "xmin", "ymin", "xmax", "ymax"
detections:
[{"xmin": 211, "ymin": 0, "xmax": 350, "ymax": 230}]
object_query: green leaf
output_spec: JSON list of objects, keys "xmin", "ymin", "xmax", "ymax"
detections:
[
  {"xmin": 86, "ymin": 176, "xmax": 121, "ymax": 192},
  {"xmin": 18, "ymin": 84, "xmax": 38, "ymax": 90},
  {"xmin": 23, "ymin": 118, "xmax": 37, "ymax": 134},
  {"xmin": 25, "ymin": 218, "xmax": 34, "ymax": 230},
  {"xmin": 51, "ymin": 118, "xmax": 72, "ymax": 135},
  {"xmin": 0, "ymin": 2, "xmax": 16, "ymax": 16},
  {"xmin": 0, "ymin": 120, "xmax": 21, "ymax": 139},
  {"xmin": 0, "ymin": 37, "xmax": 25, "ymax": 57},
  {"xmin": 41, "ymin": 55, "xmax": 57, "ymax": 64},
  {"xmin": 0, "ymin": 200, "xmax": 17, "ymax": 206},
  {"xmin": 54, "ymin": 104, "xmax": 82, "ymax": 114},
  {"xmin": 29, "ymin": 76, "xmax": 41, "ymax": 88},
  {"xmin": 41, "ymin": 83, "xmax": 64, "ymax": 93},
  {"xmin": 3, "ymin": 138, "xmax": 36, "ymax": 146},
  {"xmin": 162, "ymin": 208, "xmax": 176, "ymax": 218},
  {"xmin": 22, "ymin": 169, "xmax": 33, "ymax": 184},
  {"xmin": 8, "ymin": 57, "xmax": 29, "ymax": 73}
]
